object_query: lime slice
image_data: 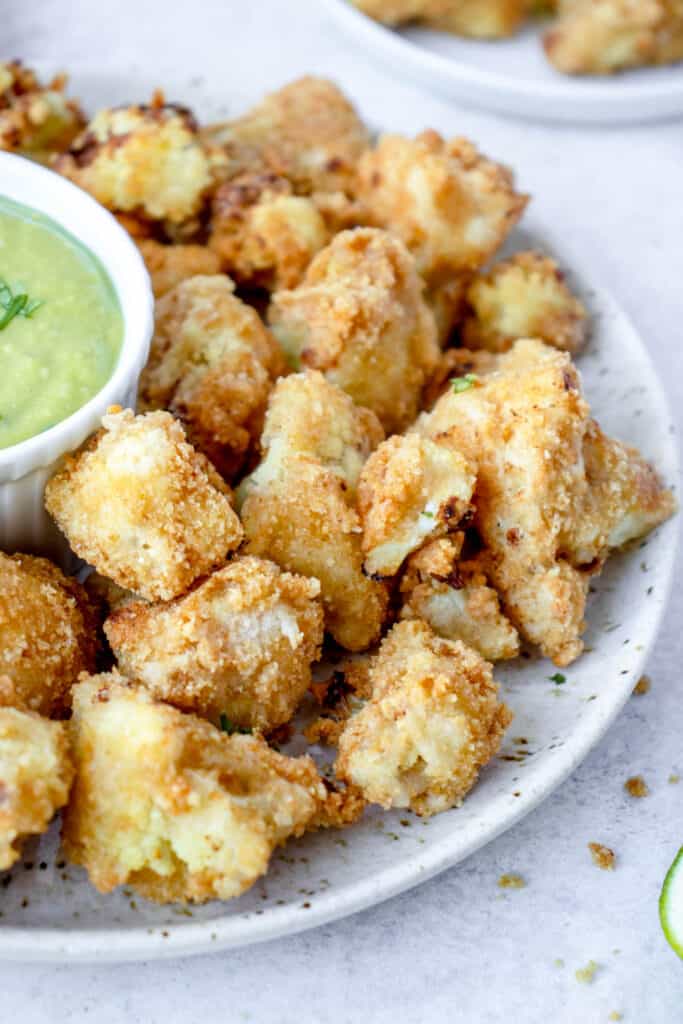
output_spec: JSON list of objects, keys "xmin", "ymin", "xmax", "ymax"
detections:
[{"xmin": 660, "ymin": 847, "xmax": 683, "ymax": 959}]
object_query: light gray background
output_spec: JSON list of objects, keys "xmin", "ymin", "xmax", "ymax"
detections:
[{"xmin": 6, "ymin": 1, "xmax": 683, "ymax": 1020}]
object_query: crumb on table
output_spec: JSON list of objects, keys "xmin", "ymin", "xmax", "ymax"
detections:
[
  {"xmin": 588, "ymin": 842, "xmax": 616, "ymax": 870},
  {"xmin": 624, "ymin": 775, "xmax": 649, "ymax": 798},
  {"xmin": 498, "ymin": 872, "xmax": 525, "ymax": 889},
  {"xmin": 575, "ymin": 960, "xmax": 600, "ymax": 984},
  {"xmin": 633, "ymin": 674, "xmax": 651, "ymax": 696},
  {"xmin": 668, "ymin": 773, "xmax": 680, "ymax": 785},
  {"xmin": 608, "ymin": 1013, "xmax": 623, "ymax": 1022}
]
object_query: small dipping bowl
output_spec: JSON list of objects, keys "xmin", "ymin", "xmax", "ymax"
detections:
[{"xmin": 0, "ymin": 152, "xmax": 153, "ymax": 561}]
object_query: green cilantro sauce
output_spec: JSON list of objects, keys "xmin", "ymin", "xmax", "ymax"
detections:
[{"xmin": 0, "ymin": 195, "xmax": 123, "ymax": 449}]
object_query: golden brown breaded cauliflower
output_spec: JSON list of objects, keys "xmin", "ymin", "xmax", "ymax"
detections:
[
  {"xmin": 62, "ymin": 673, "xmax": 326, "ymax": 903},
  {"xmin": 0, "ymin": 61, "xmax": 84, "ymax": 160},
  {"xmin": 356, "ymin": 131, "xmax": 528, "ymax": 289},
  {"xmin": 205, "ymin": 77, "xmax": 370, "ymax": 196},
  {"xmin": 0, "ymin": 553, "xmax": 99, "ymax": 716},
  {"xmin": 105, "ymin": 556, "xmax": 323, "ymax": 732},
  {"xmin": 416, "ymin": 338, "xmax": 675, "ymax": 665},
  {"xmin": 269, "ymin": 228, "xmax": 439, "ymax": 434},
  {"xmin": 139, "ymin": 275, "xmax": 286, "ymax": 479},
  {"xmin": 399, "ymin": 537, "xmax": 520, "ymax": 661},
  {"xmin": 45, "ymin": 408, "xmax": 243, "ymax": 602},
  {"xmin": 238, "ymin": 371, "xmax": 388, "ymax": 651},
  {"xmin": 335, "ymin": 620, "xmax": 512, "ymax": 816},
  {"xmin": 422, "ymin": 347, "xmax": 501, "ymax": 409},
  {"xmin": 0, "ymin": 708, "xmax": 73, "ymax": 870},
  {"xmin": 55, "ymin": 97, "xmax": 227, "ymax": 233},
  {"xmin": 209, "ymin": 172, "xmax": 328, "ymax": 290},
  {"xmin": 544, "ymin": 0, "xmax": 683, "ymax": 75},
  {"xmin": 353, "ymin": 0, "xmax": 527, "ymax": 36},
  {"xmin": 137, "ymin": 239, "xmax": 222, "ymax": 298},
  {"xmin": 358, "ymin": 434, "xmax": 476, "ymax": 578},
  {"xmin": 462, "ymin": 251, "xmax": 588, "ymax": 353}
]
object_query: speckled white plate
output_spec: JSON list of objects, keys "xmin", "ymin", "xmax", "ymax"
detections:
[
  {"xmin": 1, "ymin": 67, "xmax": 678, "ymax": 962},
  {"xmin": 322, "ymin": 0, "xmax": 683, "ymax": 124}
]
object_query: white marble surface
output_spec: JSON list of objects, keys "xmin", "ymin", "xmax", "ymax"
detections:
[{"xmin": 5, "ymin": 1, "xmax": 683, "ymax": 1019}]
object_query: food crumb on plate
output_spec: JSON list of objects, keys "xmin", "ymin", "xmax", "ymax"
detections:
[
  {"xmin": 633, "ymin": 674, "xmax": 651, "ymax": 695},
  {"xmin": 668, "ymin": 773, "xmax": 680, "ymax": 785},
  {"xmin": 588, "ymin": 842, "xmax": 616, "ymax": 870},
  {"xmin": 498, "ymin": 872, "xmax": 525, "ymax": 889},
  {"xmin": 608, "ymin": 1013, "xmax": 623, "ymax": 1022},
  {"xmin": 624, "ymin": 775, "xmax": 649, "ymax": 798},
  {"xmin": 575, "ymin": 960, "xmax": 600, "ymax": 984}
]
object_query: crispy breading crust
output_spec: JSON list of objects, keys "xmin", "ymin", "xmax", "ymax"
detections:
[
  {"xmin": 45, "ymin": 409, "xmax": 242, "ymax": 602},
  {"xmin": 137, "ymin": 239, "xmax": 222, "ymax": 298},
  {"xmin": 462, "ymin": 251, "xmax": 588, "ymax": 353},
  {"xmin": 358, "ymin": 434, "xmax": 476, "ymax": 577},
  {"xmin": 422, "ymin": 347, "xmax": 501, "ymax": 410},
  {"xmin": 0, "ymin": 61, "xmax": 84, "ymax": 160},
  {"xmin": 269, "ymin": 228, "xmax": 439, "ymax": 433},
  {"xmin": 544, "ymin": 0, "xmax": 683, "ymax": 75},
  {"xmin": 353, "ymin": 0, "xmax": 527, "ymax": 36},
  {"xmin": 204, "ymin": 77, "xmax": 370, "ymax": 196},
  {"xmin": 356, "ymin": 131, "xmax": 528, "ymax": 284},
  {"xmin": 105, "ymin": 556, "xmax": 324, "ymax": 731},
  {"xmin": 54, "ymin": 99, "xmax": 228, "ymax": 231},
  {"xmin": 0, "ymin": 553, "xmax": 99, "ymax": 716},
  {"xmin": 399, "ymin": 538, "xmax": 520, "ymax": 661},
  {"xmin": 0, "ymin": 708, "xmax": 73, "ymax": 870},
  {"xmin": 209, "ymin": 172, "xmax": 329, "ymax": 290},
  {"xmin": 62, "ymin": 673, "xmax": 326, "ymax": 903},
  {"xmin": 335, "ymin": 620, "xmax": 512, "ymax": 815},
  {"xmin": 139, "ymin": 275, "xmax": 285, "ymax": 479},
  {"xmin": 416, "ymin": 339, "xmax": 675, "ymax": 665},
  {"xmin": 238, "ymin": 371, "xmax": 388, "ymax": 651}
]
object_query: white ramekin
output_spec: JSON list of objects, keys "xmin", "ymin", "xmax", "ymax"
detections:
[{"xmin": 0, "ymin": 152, "xmax": 153, "ymax": 562}]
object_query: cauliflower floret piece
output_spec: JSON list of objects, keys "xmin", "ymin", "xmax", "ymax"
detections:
[
  {"xmin": 350, "ymin": 0, "xmax": 427, "ymax": 23},
  {"xmin": 0, "ymin": 61, "xmax": 84, "ymax": 160},
  {"xmin": 205, "ymin": 77, "xmax": 370, "ymax": 196},
  {"xmin": 269, "ymin": 228, "xmax": 439, "ymax": 433},
  {"xmin": 335, "ymin": 620, "xmax": 512, "ymax": 816},
  {"xmin": 209, "ymin": 172, "xmax": 328, "ymax": 290},
  {"xmin": 139, "ymin": 275, "xmax": 285, "ymax": 479},
  {"xmin": 353, "ymin": 0, "xmax": 526, "ymax": 35},
  {"xmin": 137, "ymin": 240, "xmax": 222, "ymax": 298},
  {"xmin": 416, "ymin": 338, "xmax": 675, "ymax": 665},
  {"xmin": 0, "ymin": 708, "xmax": 73, "ymax": 870},
  {"xmin": 55, "ymin": 97, "xmax": 227, "ymax": 232},
  {"xmin": 399, "ymin": 537, "xmax": 520, "ymax": 661},
  {"xmin": 238, "ymin": 371, "xmax": 388, "ymax": 651},
  {"xmin": 105, "ymin": 556, "xmax": 323, "ymax": 732},
  {"xmin": 544, "ymin": 0, "xmax": 683, "ymax": 75},
  {"xmin": 62, "ymin": 673, "xmax": 326, "ymax": 902},
  {"xmin": 358, "ymin": 434, "xmax": 476, "ymax": 578},
  {"xmin": 462, "ymin": 251, "xmax": 588, "ymax": 353},
  {"xmin": 0, "ymin": 553, "xmax": 99, "ymax": 716},
  {"xmin": 45, "ymin": 409, "xmax": 243, "ymax": 602},
  {"xmin": 356, "ymin": 131, "xmax": 528, "ymax": 287}
]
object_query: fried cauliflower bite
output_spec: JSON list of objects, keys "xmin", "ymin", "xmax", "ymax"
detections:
[
  {"xmin": 399, "ymin": 538, "xmax": 520, "ymax": 661},
  {"xmin": 137, "ymin": 239, "xmax": 222, "ymax": 299},
  {"xmin": 104, "ymin": 557, "xmax": 323, "ymax": 732},
  {"xmin": 358, "ymin": 435, "xmax": 476, "ymax": 578},
  {"xmin": 45, "ymin": 408, "xmax": 243, "ymax": 602},
  {"xmin": 269, "ymin": 228, "xmax": 440, "ymax": 433},
  {"xmin": 238, "ymin": 371, "xmax": 388, "ymax": 651},
  {"xmin": 417, "ymin": 338, "xmax": 675, "ymax": 665},
  {"xmin": 566, "ymin": 418, "xmax": 677, "ymax": 568},
  {"xmin": 0, "ymin": 709, "xmax": 73, "ymax": 871},
  {"xmin": 206, "ymin": 77, "xmax": 370, "ymax": 197},
  {"xmin": 423, "ymin": 347, "xmax": 501, "ymax": 409},
  {"xmin": 62, "ymin": 673, "xmax": 326, "ymax": 903},
  {"xmin": 139, "ymin": 275, "xmax": 285, "ymax": 479},
  {"xmin": 55, "ymin": 98, "xmax": 227, "ymax": 232},
  {"xmin": 544, "ymin": 0, "xmax": 683, "ymax": 75},
  {"xmin": 356, "ymin": 132, "xmax": 528, "ymax": 289},
  {"xmin": 335, "ymin": 620, "xmax": 512, "ymax": 816},
  {"xmin": 0, "ymin": 553, "xmax": 98, "ymax": 716},
  {"xmin": 0, "ymin": 61, "xmax": 84, "ymax": 160},
  {"xmin": 462, "ymin": 251, "xmax": 588, "ymax": 354},
  {"xmin": 209, "ymin": 172, "xmax": 328, "ymax": 291},
  {"xmin": 353, "ymin": 0, "xmax": 526, "ymax": 35}
]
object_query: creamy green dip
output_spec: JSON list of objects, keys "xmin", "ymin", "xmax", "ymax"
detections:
[{"xmin": 0, "ymin": 196, "xmax": 123, "ymax": 449}]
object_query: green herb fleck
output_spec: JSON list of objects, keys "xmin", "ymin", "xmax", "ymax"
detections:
[
  {"xmin": 219, "ymin": 713, "xmax": 250, "ymax": 735},
  {"xmin": 451, "ymin": 373, "xmax": 478, "ymax": 394},
  {"xmin": 549, "ymin": 673, "xmax": 566, "ymax": 685},
  {"xmin": 0, "ymin": 278, "xmax": 42, "ymax": 330},
  {"xmin": 421, "ymin": 509, "xmax": 435, "ymax": 519}
]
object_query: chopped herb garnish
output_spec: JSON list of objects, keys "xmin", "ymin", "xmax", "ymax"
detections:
[
  {"xmin": 421, "ymin": 509, "xmax": 435, "ymax": 518},
  {"xmin": 549, "ymin": 673, "xmax": 566, "ymax": 684},
  {"xmin": 451, "ymin": 373, "xmax": 478, "ymax": 394},
  {"xmin": 219, "ymin": 713, "xmax": 250, "ymax": 735},
  {"xmin": 0, "ymin": 278, "xmax": 42, "ymax": 330}
]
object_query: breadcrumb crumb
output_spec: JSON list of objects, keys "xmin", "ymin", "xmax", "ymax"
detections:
[
  {"xmin": 624, "ymin": 775, "xmax": 649, "ymax": 798},
  {"xmin": 633, "ymin": 674, "xmax": 651, "ymax": 696},
  {"xmin": 588, "ymin": 841, "xmax": 616, "ymax": 870},
  {"xmin": 575, "ymin": 960, "xmax": 600, "ymax": 984},
  {"xmin": 498, "ymin": 872, "xmax": 526, "ymax": 889}
]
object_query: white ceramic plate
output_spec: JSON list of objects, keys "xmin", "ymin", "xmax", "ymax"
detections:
[
  {"xmin": 322, "ymin": 0, "xmax": 683, "ymax": 124},
  {"xmin": 0, "ymin": 68, "xmax": 678, "ymax": 962}
]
